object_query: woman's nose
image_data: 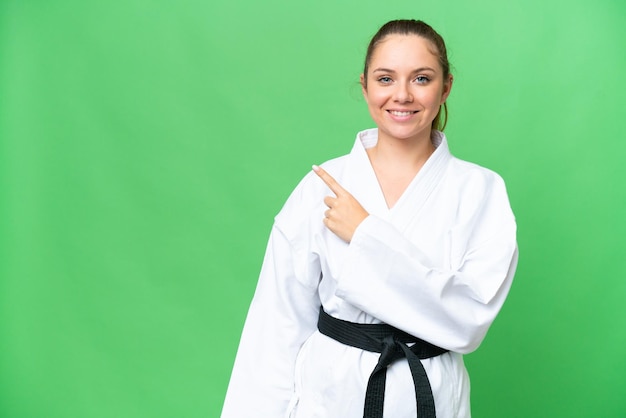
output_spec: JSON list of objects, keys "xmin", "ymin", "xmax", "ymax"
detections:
[{"xmin": 393, "ymin": 82, "xmax": 413, "ymax": 103}]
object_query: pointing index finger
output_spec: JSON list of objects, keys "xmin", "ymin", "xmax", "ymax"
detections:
[{"xmin": 312, "ymin": 165, "xmax": 345, "ymax": 196}]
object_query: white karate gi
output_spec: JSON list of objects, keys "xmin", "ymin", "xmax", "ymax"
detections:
[{"xmin": 221, "ymin": 129, "xmax": 518, "ymax": 418}]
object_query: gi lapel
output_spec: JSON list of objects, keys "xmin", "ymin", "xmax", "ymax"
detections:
[
  {"xmin": 342, "ymin": 129, "xmax": 390, "ymax": 218},
  {"xmin": 387, "ymin": 131, "xmax": 452, "ymax": 233}
]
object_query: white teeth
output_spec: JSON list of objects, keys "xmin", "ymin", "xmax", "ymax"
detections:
[{"xmin": 390, "ymin": 111, "xmax": 414, "ymax": 116}]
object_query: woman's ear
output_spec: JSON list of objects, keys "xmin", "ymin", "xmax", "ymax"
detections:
[
  {"xmin": 441, "ymin": 74, "xmax": 453, "ymax": 104},
  {"xmin": 360, "ymin": 73, "xmax": 367, "ymax": 96}
]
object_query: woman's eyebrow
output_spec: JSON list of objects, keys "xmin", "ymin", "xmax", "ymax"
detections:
[
  {"xmin": 372, "ymin": 67, "xmax": 396, "ymax": 73},
  {"xmin": 372, "ymin": 66, "xmax": 437, "ymax": 73},
  {"xmin": 414, "ymin": 66, "xmax": 436, "ymax": 73}
]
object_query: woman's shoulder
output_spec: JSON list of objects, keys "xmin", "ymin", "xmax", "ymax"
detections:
[
  {"xmin": 442, "ymin": 155, "xmax": 514, "ymax": 220},
  {"xmin": 434, "ymin": 130, "xmax": 507, "ymax": 190},
  {"xmin": 443, "ymin": 156, "xmax": 516, "ymax": 232},
  {"xmin": 446, "ymin": 156, "xmax": 507, "ymax": 190}
]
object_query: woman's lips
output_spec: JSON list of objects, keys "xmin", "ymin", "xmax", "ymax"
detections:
[{"xmin": 387, "ymin": 109, "xmax": 418, "ymax": 120}]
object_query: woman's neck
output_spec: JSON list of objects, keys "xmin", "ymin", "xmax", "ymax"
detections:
[
  {"xmin": 369, "ymin": 130, "xmax": 436, "ymax": 172},
  {"xmin": 365, "ymin": 129, "xmax": 436, "ymax": 209}
]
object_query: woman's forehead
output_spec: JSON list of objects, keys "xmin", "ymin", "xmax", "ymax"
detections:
[{"xmin": 370, "ymin": 35, "xmax": 440, "ymax": 69}]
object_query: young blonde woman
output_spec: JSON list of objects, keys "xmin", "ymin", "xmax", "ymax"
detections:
[{"xmin": 222, "ymin": 19, "xmax": 518, "ymax": 418}]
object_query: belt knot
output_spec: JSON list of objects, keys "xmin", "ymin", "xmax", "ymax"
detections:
[{"xmin": 317, "ymin": 307, "xmax": 448, "ymax": 418}]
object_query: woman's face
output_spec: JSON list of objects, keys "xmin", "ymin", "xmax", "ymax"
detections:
[{"xmin": 361, "ymin": 34, "xmax": 452, "ymax": 143}]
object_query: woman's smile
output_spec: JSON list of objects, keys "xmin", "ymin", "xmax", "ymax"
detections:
[{"xmin": 387, "ymin": 109, "xmax": 419, "ymax": 121}]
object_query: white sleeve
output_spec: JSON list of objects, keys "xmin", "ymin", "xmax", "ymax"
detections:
[
  {"xmin": 335, "ymin": 175, "xmax": 518, "ymax": 354},
  {"xmin": 221, "ymin": 225, "xmax": 321, "ymax": 417}
]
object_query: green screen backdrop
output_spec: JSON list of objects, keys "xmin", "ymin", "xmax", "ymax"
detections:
[{"xmin": 1, "ymin": 1, "xmax": 625, "ymax": 417}]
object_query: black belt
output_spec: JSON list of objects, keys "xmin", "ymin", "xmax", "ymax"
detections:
[{"xmin": 317, "ymin": 307, "xmax": 448, "ymax": 418}]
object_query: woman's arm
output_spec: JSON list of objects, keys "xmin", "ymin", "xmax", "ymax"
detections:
[
  {"xmin": 221, "ymin": 225, "xmax": 321, "ymax": 417},
  {"xmin": 336, "ymin": 174, "xmax": 517, "ymax": 354}
]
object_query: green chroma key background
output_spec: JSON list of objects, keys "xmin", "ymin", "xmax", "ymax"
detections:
[{"xmin": 1, "ymin": 0, "xmax": 624, "ymax": 417}]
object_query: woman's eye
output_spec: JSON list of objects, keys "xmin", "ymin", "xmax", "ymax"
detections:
[
  {"xmin": 378, "ymin": 76, "xmax": 392, "ymax": 84},
  {"xmin": 415, "ymin": 76, "xmax": 430, "ymax": 84}
]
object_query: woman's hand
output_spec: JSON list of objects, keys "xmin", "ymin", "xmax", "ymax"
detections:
[{"xmin": 313, "ymin": 165, "xmax": 369, "ymax": 243}]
